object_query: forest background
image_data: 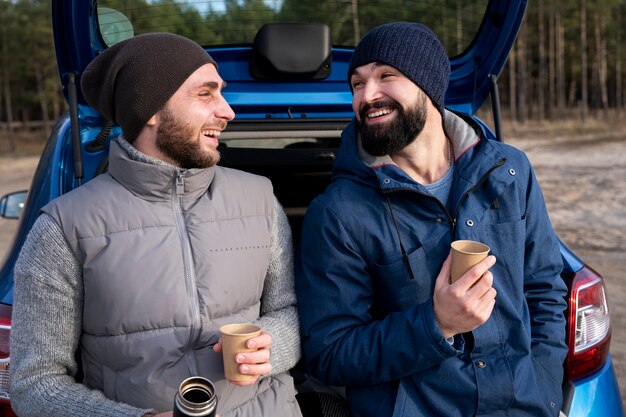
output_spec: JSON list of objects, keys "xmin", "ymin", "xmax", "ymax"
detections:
[{"xmin": 0, "ymin": 0, "xmax": 626, "ymax": 153}]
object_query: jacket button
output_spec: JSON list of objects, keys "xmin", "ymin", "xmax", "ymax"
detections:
[
  {"xmin": 435, "ymin": 218, "xmax": 442, "ymax": 224},
  {"xmin": 383, "ymin": 178, "xmax": 391, "ymax": 184},
  {"xmin": 476, "ymin": 360, "xmax": 487, "ymax": 368},
  {"xmin": 466, "ymin": 219, "xmax": 474, "ymax": 227},
  {"xmin": 509, "ymin": 168, "xmax": 516, "ymax": 176}
]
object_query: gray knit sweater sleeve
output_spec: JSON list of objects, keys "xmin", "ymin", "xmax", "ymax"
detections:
[
  {"xmin": 254, "ymin": 197, "xmax": 301, "ymax": 375},
  {"xmin": 10, "ymin": 214, "xmax": 154, "ymax": 417}
]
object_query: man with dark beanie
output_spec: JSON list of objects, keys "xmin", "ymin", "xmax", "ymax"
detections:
[
  {"xmin": 10, "ymin": 33, "xmax": 302, "ymax": 417},
  {"xmin": 296, "ymin": 22, "xmax": 567, "ymax": 417}
]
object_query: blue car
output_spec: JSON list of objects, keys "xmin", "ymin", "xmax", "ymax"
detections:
[{"xmin": 0, "ymin": 0, "xmax": 622, "ymax": 416}]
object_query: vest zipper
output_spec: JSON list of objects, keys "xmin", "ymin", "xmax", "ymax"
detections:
[{"xmin": 174, "ymin": 171, "xmax": 201, "ymax": 375}]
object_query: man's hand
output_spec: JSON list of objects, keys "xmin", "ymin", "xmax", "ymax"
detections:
[
  {"xmin": 433, "ymin": 252, "xmax": 497, "ymax": 339},
  {"xmin": 213, "ymin": 331, "xmax": 273, "ymax": 386}
]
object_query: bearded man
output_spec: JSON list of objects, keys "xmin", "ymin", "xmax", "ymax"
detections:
[
  {"xmin": 296, "ymin": 22, "xmax": 568, "ymax": 417},
  {"xmin": 10, "ymin": 33, "xmax": 302, "ymax": 417}
]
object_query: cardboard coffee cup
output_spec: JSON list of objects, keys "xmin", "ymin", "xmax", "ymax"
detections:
[
  {"xmin": 450, "ymin": 240, "xmax": 491, "ymax": 283},
  {"xmin": 219, "ymin": 323, "xmax": 262, "ymax": 382}
]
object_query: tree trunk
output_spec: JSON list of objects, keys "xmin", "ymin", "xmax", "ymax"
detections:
[
  {"xmin": 616, "ymin": 19, "xmax": 623, "ymax": 113},
  {"xmin": 508, "ymin": 46, "xmax": 517, "ymax": 127},
  {"xmin": 1, "ymin": 23, "xmax": 15, "ymax": 152},
  {"xmin": 580, "ymin": 0, "xmax": 588, "ymax": 121},
  {"xmin": 548, "ymin": 4, "xmax": 556, "ymax": 119},
  {"xmin": 537, "ymin": 1, "xmax": 546, "ymax": 121},
  {"xmin": 517, "ymin": 24, "xmax": 528, "ymax": 124},
  {"xmin": 35, "ymin": 60, "xmax": 51, "ymax": 138},
  {"xmin": 593, "ymin": 13, "xmax": 609, "ymax": 118},
  {"xmin": 351, "ymin": 0, "xmax": 360, "ymax": 44},
  {"xmin": 0, "ymin": 74, "xmax": 3, "ymax": 153},
  {"xmin": 556, "ymin": 11, "xmax": 566, "ymax": 119},
  {"xmin": 456, "ymin": 0, "xmax": 463, "ymax": 55}
]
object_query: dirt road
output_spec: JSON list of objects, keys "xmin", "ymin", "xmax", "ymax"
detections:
[
  {"xmin": 507, "ymin": 122, "xmax": 626, "ymax": 405},
  {"xmin": 0, "ymin": 122, "xmax": 625, "ymax": 404}
]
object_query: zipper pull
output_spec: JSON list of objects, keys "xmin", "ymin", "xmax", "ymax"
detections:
[{"xmin": 176, "ymin": 172, "xmax": 185, "ymax": 197}]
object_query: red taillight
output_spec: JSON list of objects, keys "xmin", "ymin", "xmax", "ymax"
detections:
[{"xmin": 565, "ymin": 266, "xmax": 611, "ymax": 381}]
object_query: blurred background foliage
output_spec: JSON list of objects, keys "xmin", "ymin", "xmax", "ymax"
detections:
[{"xmin": 1, "ymin": 0, "xmax": 625, "ymax": 151}]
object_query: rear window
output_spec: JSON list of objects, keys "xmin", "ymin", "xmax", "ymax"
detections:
[{"xmin": 97, "ymin": 0, "xmax": 488, "ymax": 56}]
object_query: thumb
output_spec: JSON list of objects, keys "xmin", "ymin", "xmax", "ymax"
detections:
[
  {"xmin": 213, "ymin": 339, "xmax": 223, "ymax": 353},
  {"xmin": 434, "ymin": 252, "xmax": 453, "ymax": 290}
]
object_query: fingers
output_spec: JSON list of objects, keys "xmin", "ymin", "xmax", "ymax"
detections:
[
  {"xmin": 228, "ymin": 348, "xmax": 272, "ymax": 385},
  {"xmin": 238, "ymin": 359, "xmax": 272, "ymax": 378},
  {"xmin": 236, "ymin": 346, "xmax": 271, "ymax": 366},
  {"xmin": 212, "ymin": 339, "xmax": 222, "ymax": 353},
  {"xmin": 246, "ymin": 331, "xmax": 272, "ymax": 349},
  {"xmin": 226, "ymin": 330, "xmax": 273, "ymax": 383},
  {"xmin": 455, "ymin": 255, "xmax": 496, "ymax": 291},
  {"xmin": 434, "ymin": 253, "xmax": 497, "ymax": 338}
]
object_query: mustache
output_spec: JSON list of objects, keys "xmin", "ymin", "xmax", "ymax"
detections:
[
  {"xmin": 201, "ymin": 120, "xmax": 228, "ymax": 131},
  {"xmin": 359, "ymin": 100, "xmax": 402, "ymax": 121}
]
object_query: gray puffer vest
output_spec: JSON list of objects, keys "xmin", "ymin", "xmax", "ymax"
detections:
[{"xmin": 42, "ymin": 141, "xmax": 300, "ymax": 416}]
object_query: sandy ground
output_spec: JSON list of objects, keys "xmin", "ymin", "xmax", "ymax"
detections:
[
  {"xmin": 0, "ymin": 123, "xmax": 625, "ymax": 405},
  {"xmin": 506, "ymin": 123, "xmax": 626, "ymax": 406}
]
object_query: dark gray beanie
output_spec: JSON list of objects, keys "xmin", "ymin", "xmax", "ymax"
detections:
[
  {"xmin": 348, "ymin": 22, "xmax": 450, "ymax": 116},
  {"xmin": 81, "ymin": 32, "xmax": 217, "ymax": 141}
]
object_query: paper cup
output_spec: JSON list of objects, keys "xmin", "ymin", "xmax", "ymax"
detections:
[
  {"xmin": 219, "ymin": 323, "xmax": 262, "ymax": 382},
  {"xmin": 450, "ymin": 240, "xmax": 490, "ymax": 283}
]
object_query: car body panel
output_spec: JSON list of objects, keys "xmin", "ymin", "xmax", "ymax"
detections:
[{"xmin": 567, "ymin": 355, "xmax": 625, "ymax": 417}]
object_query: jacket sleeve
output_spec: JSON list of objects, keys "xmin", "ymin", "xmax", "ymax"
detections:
[
  {"xmin": 296, "ymin": 198, "xmax": 458, "ymax": 387},
  {"xmin": 255, "ymin": 196, "xmax": 301, "ymax": 375},
  {"xmin": 523, "ymin": 162, "xmax": 568, "ymax": 386},
  {"xmin": 10, "ymin": 214, "xmax": 154, "ymax": 417}
]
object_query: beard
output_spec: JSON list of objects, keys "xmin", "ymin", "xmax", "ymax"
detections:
[
  {"xmin": 155, "ymin": 106, "xmax": 222, "ymax": 169},
  {"xmin": 357, "ymin": 96, "xmax": 428, "ymax": 156}
]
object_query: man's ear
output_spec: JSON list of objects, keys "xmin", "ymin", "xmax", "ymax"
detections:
[{"xmin": 146, "ymin": 114, "xmax": 158, "ymax": 126}]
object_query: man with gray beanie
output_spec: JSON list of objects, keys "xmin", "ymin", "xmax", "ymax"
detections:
[
  {"xmin": 10, "ymin": 33, "xmax": 302, "ymax": 417},
  {"xmin": 296, "ymin": 22, "xmax": 567, "ymax": 417}
]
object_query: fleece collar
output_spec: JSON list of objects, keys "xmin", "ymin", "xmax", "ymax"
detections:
[{"xmin": 357, "ymin": 110, "xmax": 482, "ymax": 169}]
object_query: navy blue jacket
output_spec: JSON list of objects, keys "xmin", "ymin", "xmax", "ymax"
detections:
[{"xmin": 295, "ymin": 111, "xmax": 568, "ymax": 417}]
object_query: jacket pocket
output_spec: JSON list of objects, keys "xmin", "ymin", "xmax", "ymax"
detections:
[
  {"xmin": 483, "ymin": 218, "xmax": 526, "ymax": 284},
  {"xmin": 370, "ymin": 246, "xmax": 433, "ymax": 314}
]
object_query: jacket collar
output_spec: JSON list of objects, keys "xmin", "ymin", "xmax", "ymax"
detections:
[
  {"xmin": 107, "ymin": 138, "xmax": 215, "ymax": 203},
  {"xmin": 333, "ymin": 109, "xmax": 506, "ymax": 193}
]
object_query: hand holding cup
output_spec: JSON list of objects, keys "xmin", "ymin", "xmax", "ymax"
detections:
[
  {"xmin": 434, "ymin": 246, "xmax": 497, "ymax": 339},
  {"xmin": 215, "ymin": 323, "xmax": 272, "ymax": 385}
]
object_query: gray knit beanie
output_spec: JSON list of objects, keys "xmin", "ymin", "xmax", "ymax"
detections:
[
  {"xmin": 81, "ymin": 32, "xmax": 217, "ymax": 141},
  {"xmin": 348, "ymin": 22, "xmax": 450, "ymax": 116}
]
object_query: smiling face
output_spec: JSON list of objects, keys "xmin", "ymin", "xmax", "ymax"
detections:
[
  {"xmin": 350, "ymin": 62, "xmax": 428, "ymax": 156},
  {"xmin": 154, "ymin": 63, "xmax": 235, "ymax": 168}
]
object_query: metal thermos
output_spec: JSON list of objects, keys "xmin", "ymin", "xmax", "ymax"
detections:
[{"xmin": 173, "ymin": 376, "xmax": 218, "ymax": 417}]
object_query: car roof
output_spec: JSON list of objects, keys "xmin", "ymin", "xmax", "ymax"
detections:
[{"xmin": 51, "ymin": 0, "xmax": 527, "ymax": 118}]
